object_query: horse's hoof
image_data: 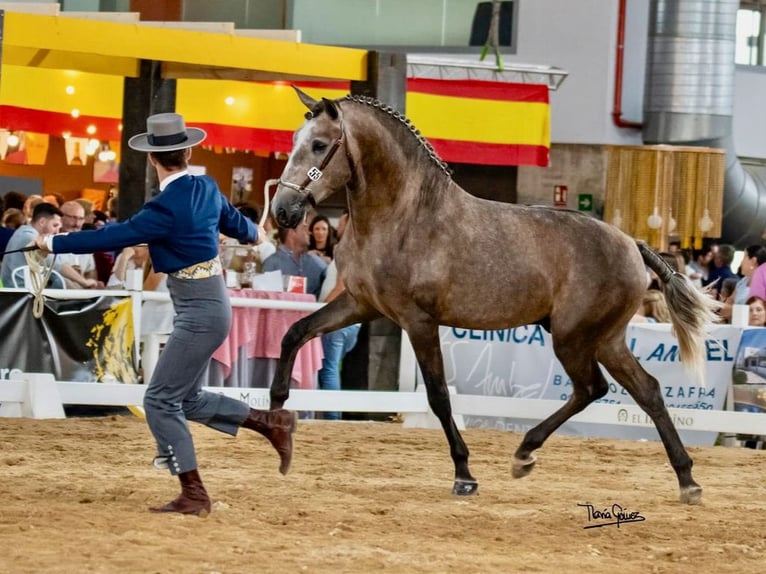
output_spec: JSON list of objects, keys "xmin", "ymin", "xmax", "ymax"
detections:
[
  {"xmin": 511, "ymin": 455, "xmax": 536, "ymax": 478},
  {"xmin": 452, "ymin": 479, "xmax": 478, "ymax": 496},
  {"xmin": 680, "ymin": 485, "xmax": 702, "ymax": 505}
]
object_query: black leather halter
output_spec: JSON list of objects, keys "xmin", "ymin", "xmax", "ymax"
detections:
[{"xmin": 277, "ymin": 116, "xmax": 351, "ymax": 208}]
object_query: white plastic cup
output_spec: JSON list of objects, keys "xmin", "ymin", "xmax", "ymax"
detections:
[{"xmin": 225, "ymin": 270, "xmax": 240, "ymax": 289}]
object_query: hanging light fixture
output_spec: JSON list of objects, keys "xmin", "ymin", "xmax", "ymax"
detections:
[
  {"xmin": 6, "ymin": 132, "xmax": 19, "ymax": 147},
  {"xmin": 698, "ymin": 160, "xmax": 714, "ymax": 233},
  {"xmin": 612, "ymin": 208, "xmax": 623, "ymax": 229},
  {"xmin": 668, "ymin": 207, "xmax": 677, "ymax": 233},
  {"xmin": 646, "ymin": 150, "xmax": 663, "ymax": 229}
]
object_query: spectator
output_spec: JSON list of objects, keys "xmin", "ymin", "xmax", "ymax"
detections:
[
  {"xmin": 308, "ymin": 214, "xmax": 335, "ymax": 264},
  {"xmin": 747, "ymin": 295, "xmax": 766, "ymax": 327},
  {"xmin": 705, "ymin": 244, "xmax": 737, "ymax": 294},
  {"xmin": 0, "ymin": 202, "xmax": 97, "ymax": 289},
  {"xmin": 75, "ymin": 198, "xmax": 96, "ymax": 226},
  {"xmin": 2, "ymin": 191, "xmax": 26, "ymax": 211},
  {"xmin": 22, "ymin": 194, "xmax": 43, "ymax": 223},
  {"xmin": 0, "ymin": 200, "xmax": 10, "ymax": 260},
  {"xmin": 262, "ymin": 220, "xmax": 327, "ymax": 298},
  {"xmin": 57, "ymin": 201, "xmax": 104, "ymax": 289},
  {"xmin": 718, "ymin": 245, "xmax": 766, "ymax": 322},
  {"xmin": 687, "ymin": 245, "xmax": 714, "ymax": 289},
  {"xmin": 742, "ymin": 248, "xmax": 766, "ymax": 304},
  {"xmin": 92, "ymin": 210, "xmax": 109, "ymax": 229},
  {"xmin": 632, "ymin": 289, "xmax": 671, "ymax": 323},
  {"xmin": 43, "ymin": 194, "xmax": 61, "ymax": 207},
  {"xmin": 317, "ymin": 209, "xmax": 359, "ymax": 420},
  {"xmin": 2, "ymin": 208, "xmax": 25, "ymax": 230},
  {"xmin": 107, "ymin": 244, "xmax": 151, "ymax": 288}
]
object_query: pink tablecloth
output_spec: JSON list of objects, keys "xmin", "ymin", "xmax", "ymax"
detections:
[{"xmin": 211, "ymin": 289, "xmax": 324, "ymax": 389}]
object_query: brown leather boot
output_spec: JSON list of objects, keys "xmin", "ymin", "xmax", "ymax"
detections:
[
  {"xmin": 149, "ymin": 469, "xmax": 211, "ymax": 517},
  {"xmin": 242, "ymin": 408, "xmax": 297, "ymax": 475}
]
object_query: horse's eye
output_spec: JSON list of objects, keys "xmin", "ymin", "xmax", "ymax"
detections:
[{"xmin": 312, "ymin": 140, "xmax": 328, "ymax": 154}]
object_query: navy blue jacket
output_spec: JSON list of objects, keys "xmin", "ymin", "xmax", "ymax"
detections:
[{"xmin": 53, "ymin": 175, "xmax": 257, "ymax": 273}]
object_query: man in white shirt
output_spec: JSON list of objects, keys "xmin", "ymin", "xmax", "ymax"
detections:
[
  {"xmin": 0, "ymin": 202, "xmax": 97, "ymax": 289},
  {"xmin": 58, "ymin": 201, "xmax": 103, "ymax": 289}
]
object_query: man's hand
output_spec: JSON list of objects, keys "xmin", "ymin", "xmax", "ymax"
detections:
[
  {"xmin": 255, "ymin": 225, "xmax": 267, "ymax": 245},
  {"xmin": 33, "ymin": 235, "xmax": 50, "ymax": 255}
]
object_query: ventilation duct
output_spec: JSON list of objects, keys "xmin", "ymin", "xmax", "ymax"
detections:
[{"xmin": 643, "ymin": 0, "xmax": 766, "ymax": 246}]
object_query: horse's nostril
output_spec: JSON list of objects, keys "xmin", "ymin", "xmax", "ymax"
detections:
[{"xmin": 276, "ymin": 207, "xmax": 288, "ymax": 224}]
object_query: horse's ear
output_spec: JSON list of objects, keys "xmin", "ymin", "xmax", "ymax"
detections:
[
  {"xmin": 322, "ymin": 98, "xmax": 339, "ymax": 120},
  {"xmin": 292, "ymin": 85, "xmax": 318, "ymax": 111}
]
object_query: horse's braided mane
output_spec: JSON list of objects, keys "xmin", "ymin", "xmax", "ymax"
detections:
[{"xmin": 343, "ymin": 94, "xmax": 452, "ymax": 177}]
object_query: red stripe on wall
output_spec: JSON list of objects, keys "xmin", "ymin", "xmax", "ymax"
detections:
[
  {"xmin": 407, "ymin": 78, "xmax": 549, "ymax": 103},
  {"xmin": 191, "ymin": 122, "xmax": 295, "ymax": 152},
  {"xmin": 0, "ymin": 106, "xmax": 123, "ymax": 141},
  {"xmin": 0, "ymin": 107, "xmax": 547, "ymax": 166},
  {"xmin": 429, "ymin": 138, "xmax": 549, "ymax": 167}
]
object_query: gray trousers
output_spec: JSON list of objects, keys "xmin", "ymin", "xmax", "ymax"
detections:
[{"xmin": 143, "ymin": 274, "xmax": 250, "ymax": 475}]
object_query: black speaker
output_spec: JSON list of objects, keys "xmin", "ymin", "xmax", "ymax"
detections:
[{"xmin": 469, "ymin": 1, "xmax": 514, "ymax": 47}]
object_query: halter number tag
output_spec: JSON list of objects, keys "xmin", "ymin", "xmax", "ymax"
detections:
[{"xmin": 307, "ymin": 167, "xmax": 323, "ymax": 181}]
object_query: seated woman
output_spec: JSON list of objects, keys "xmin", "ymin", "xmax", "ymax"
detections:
[
  {"xmin": 747, "ymin": 295, "xmax": 766, "ymax": 327},
  {"xmin": 308, "ymin": 214, "xmax": 335, "ymax": 264},
  {"xmin": 107, "ymin": 244, "xmax": 151, "ymax": 288},
  {"xmin": 632, "ymin": 289, "xmax": 671, "ymax": 323}
]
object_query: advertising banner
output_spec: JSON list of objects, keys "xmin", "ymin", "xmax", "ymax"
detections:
[
  {"xmin": 0, "ymin": 291, "xmax": 137, "ymax": 385},
  {"xmin": 732, "ymin": 328, "xmax": 766, "ymax": 414},
  {"xmin": 417, "ymin": 324, "xmax": 742, "ymax": 446}
]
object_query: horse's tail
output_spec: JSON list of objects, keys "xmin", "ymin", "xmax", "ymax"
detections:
[{"xmin": 637, "ymin": 241, "xmax": 719, "ymax": 381}]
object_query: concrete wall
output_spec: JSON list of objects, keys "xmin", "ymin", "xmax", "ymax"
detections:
[{"xmin": 517, "ymin": 144, "xmax": 607, "ymax": 211}]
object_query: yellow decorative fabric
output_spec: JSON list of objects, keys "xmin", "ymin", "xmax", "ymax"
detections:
[{"xmin": 170, "ymin": 257, "xmax": 222, "ymax": 280}]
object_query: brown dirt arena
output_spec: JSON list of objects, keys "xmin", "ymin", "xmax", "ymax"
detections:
[{"xmin": 1, "ymin": 415, "xmax": 765, "ymax": 574}]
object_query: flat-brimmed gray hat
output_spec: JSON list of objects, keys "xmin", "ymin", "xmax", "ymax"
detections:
[{"xmin": 127, "ymin": 112, "xmax": 206, "ymax": 152}]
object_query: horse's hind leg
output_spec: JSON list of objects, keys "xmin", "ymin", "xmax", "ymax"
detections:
[
  {"xmin": 599, "ymin": 343, "xmax": 701, "ymax": 505},
  {"xmin": 513, "ymin": 343, "xmax": 608, "ymax": 478},
  {"xmin": 405, "ymin": 319, "xmax": 477, "ymax": 496}
]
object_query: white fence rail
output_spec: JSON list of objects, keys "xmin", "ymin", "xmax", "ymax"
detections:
[
  {"xmin": 4, "ymin": 278, "xmax": 766, "ymax": 441},
  {"xmin": 4, "ymin": 375, "xmax": 766, "ymax": 438}
]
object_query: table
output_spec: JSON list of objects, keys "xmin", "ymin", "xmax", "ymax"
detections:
[{"xmin": 207, "ymin": 289, "xmax": 324, "ymax": 389}]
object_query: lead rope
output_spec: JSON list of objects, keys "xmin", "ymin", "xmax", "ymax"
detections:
[
  {"xmin": 25, "ymin": 249, "xmax": 56, "ymax": 319},
  {"xmin": 260, "ymin": 179, "xmax": 278, "ymax": 227}
]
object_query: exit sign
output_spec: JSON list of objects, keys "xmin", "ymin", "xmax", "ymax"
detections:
[{"xmin": 578, "ymin": 194, "xmax": 593, "ymax": 211}]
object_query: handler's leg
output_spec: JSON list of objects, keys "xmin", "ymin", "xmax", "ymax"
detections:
[
  {"xmin": 144, "ymin": 276, "xmax": 288, "ymax": 515},
  {"xmin": 163, "ymin": 275, "xmax": 295, "ymax": 476}
]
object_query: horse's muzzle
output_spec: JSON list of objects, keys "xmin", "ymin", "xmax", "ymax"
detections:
[{"xmin": 272, "ymin": 188, "xmax": 308, "ymax": 228}]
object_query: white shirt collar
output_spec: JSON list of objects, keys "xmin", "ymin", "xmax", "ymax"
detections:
[{"xmin": 159, "ymin": 169, "xmax": 189, "ymax": 192}]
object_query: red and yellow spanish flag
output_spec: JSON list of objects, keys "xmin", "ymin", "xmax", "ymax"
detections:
[
  {"xmin": 406, "ymin": 78, "xmax": 550, "ymax": 167},
  {"xmin": 0, "ymin": 67, "xmax": 549, "ymax": 167}
]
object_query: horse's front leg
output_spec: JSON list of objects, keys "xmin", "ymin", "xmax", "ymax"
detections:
[
  {"xmin": 270, "ymin": 292, "xmax": 380, "ymax": 409},
  {"xmin": 405, "ymin": 319, "xmax": 477, "ymax": 496}
]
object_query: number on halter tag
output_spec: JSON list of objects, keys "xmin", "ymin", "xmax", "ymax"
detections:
[{"xmin": 307, "ymin": 167, "xmax": 323, "ymax": 181}]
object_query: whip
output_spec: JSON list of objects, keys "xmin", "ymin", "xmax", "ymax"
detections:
[{"xmin": 2, "ymin": 244, "xmax": 39, "ymax": 256}]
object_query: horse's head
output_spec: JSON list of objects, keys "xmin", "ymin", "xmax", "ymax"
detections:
[{"xmin": 272, "ymin": 87, "xmax": 352, "ymax": 228}]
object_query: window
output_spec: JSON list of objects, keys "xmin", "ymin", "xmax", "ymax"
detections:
[{"xmin": 736, "ymin": 6, "xmax": 762, "ymax": 65}]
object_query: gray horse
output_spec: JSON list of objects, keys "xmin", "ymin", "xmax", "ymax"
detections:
[{"xmin": 270, "ymin": 88, "xmax": 719, "ymax": 504}]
